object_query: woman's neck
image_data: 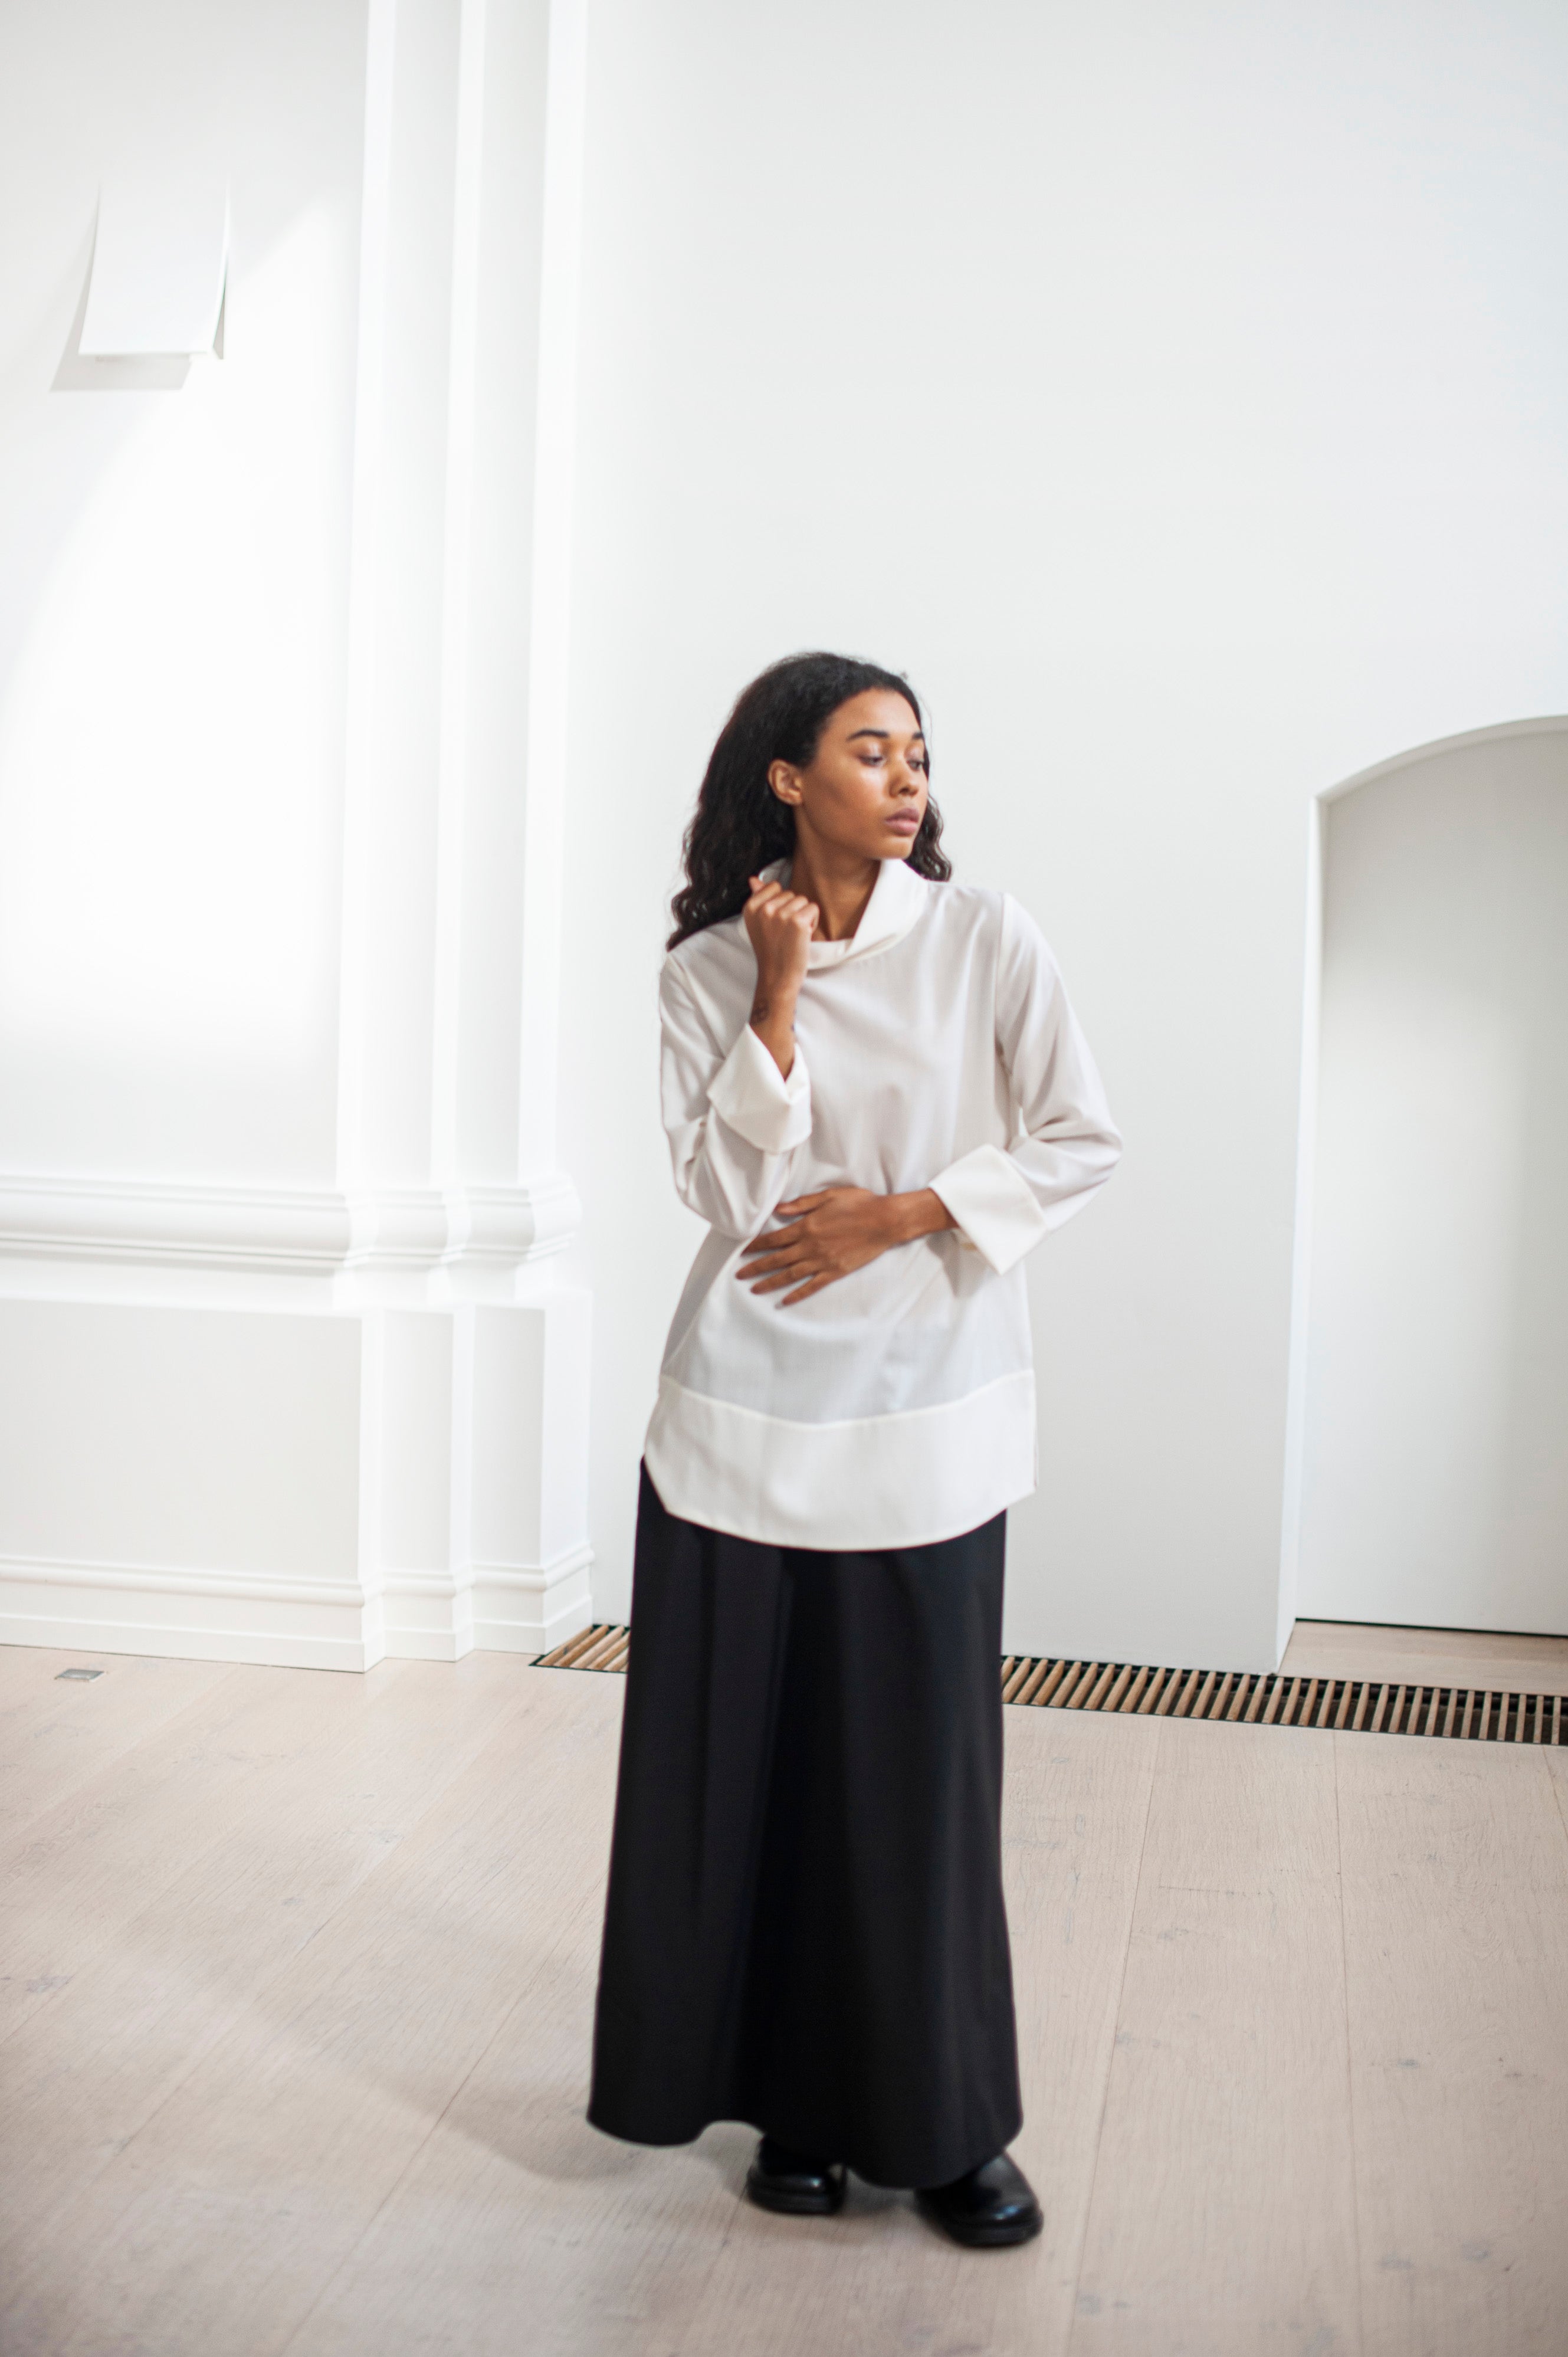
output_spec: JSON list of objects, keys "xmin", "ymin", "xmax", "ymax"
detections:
[{"xmin": 788, "ymin": 840, "xmax": 881, "ymax": 943}]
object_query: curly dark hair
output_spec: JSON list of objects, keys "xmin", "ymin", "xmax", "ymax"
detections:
[{"xmin": 667, "ymin": 651, "xmax": 950, "ymax": 949}]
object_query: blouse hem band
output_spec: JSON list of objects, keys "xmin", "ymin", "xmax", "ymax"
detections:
[{"xmin": 643, "ymin": 1367, "xmax": 1039, "ymax": 1552}]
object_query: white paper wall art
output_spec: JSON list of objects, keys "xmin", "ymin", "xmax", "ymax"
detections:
[{"xmin": 80, "ymin": 175, "xmax": 228, "ymax": 358}]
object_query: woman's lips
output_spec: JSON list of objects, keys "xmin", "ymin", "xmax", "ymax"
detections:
[{"xmin": 885, "ymin": 812, "xmax": 922, "ymax": 834}]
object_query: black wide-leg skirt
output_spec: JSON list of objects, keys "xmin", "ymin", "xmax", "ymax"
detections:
[{"xmin": 586, "ymin": 1464, "xmax": 1022, "ymax": 2191}]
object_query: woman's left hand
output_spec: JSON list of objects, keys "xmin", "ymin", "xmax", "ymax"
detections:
[{"xmin": 737, "ymin": 1186, "xmax": 955, "ymax": 1306}]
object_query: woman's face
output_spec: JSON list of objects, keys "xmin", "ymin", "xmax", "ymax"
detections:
[{"xmin": 769, "ymin": 689, "xmax": 929, "ymax": 863}]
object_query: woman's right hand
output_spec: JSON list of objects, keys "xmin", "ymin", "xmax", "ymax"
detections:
[{"xmin": 744, "ymin": 874, "xmax": 816, "ymax": 1076}]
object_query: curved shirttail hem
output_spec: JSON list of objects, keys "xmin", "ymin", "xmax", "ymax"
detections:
[{"xmin": 642, "ymin": 1368, "xmax": 1039, "ymax": 1552}]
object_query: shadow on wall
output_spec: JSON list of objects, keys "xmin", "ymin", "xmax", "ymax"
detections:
[{"xmin": 1294, "ymin": 717, "xmax": 1568, "ymax": 1638}]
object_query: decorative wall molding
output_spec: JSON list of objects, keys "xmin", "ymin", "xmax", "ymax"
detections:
[
  {"xmin": 0, "ymin": 0, "xmax": 599, "ymax": 1676},
  {"xmin": 0, "ymin": 1169, "xmax": 580, "ymax": 1287},
  {"xmin": 378, "ymin": 1541, "xmax": 592, "ymax": 1606},
  {"xmin": 346, "ymin": 1173, "xmax": 580, "ymax": 1274},
  {"xmin": 0, "ymin": 1538, "xmax": 595, "ymax": 1672},
  {"xmin": 0, "ymin": 1551, "xmax": 365, "ymax": 1608},
  {"xmin": 382, "ymin": 1540, "xmax": 594, "ymax": 1661},
  {"xmin": 0, "ymin": 1553, "xmax": 375, "ymax": 1673}
]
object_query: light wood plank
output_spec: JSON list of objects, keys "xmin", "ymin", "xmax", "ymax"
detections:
[
  {"xmin": 281, "ymin": 1703, "xmax": 749, "ymax": 2357},
  {"xmin": 1543, "ymin": 1742, "xmax": 1568, "ymax": 1835},
  {"xmin": 658, "ymin": 1706, "xmax": 1160, "ymax": 2357},
  {"xmin": 1284, "ymin": 1620, "xmax": 1568, "ymax": 1697},
  {"xmin": 0, "ymin": 1653, "xmax": 539, "ymax": 2274},
  {"xmin": 0, "ymin": 1661, "xmax": 411, "ymax": 2051},
  {"xmin": 0, "ymin": 1643, "xmax": 90, "ymax": 1703},
  {"xmin": 0, "ymin": 1647, "xmax": 235, "ymax": 1843},
  {"xmin": 5, "ymin": 1659, "xmax": 1567, "ymax": 2357},
  {"xmin": 1337, "ymin": 1730, "xmax": 1568, "ymax": 2355},
  {"xmin": 0, "ymin": 1667, "xmax": 626, "ymax": 2357},
  {"xmin": 1071, "ymin": 1719, "xmax": 1362, "ymax": 2355}
]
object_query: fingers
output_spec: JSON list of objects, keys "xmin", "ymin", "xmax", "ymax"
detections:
[
  {"xmin": 737, "ymin": 1245, "xmax": 809, "ymax": 1282},
  {"xmin": 736, "ymin": 1256, "xmax": 794, "ymax": 1284},
  {"xmin": 736, "ymin": 1192, "xmax": 846, "ymax": 1281},
  {"xmin": 734, "ymin": 1244, "xmax": 846, "ymax": 1302},
  {"xmin": 737, "ymin": 1196, "xmax": 838, "ymax": 1255},
  {"xmin": 748, "ymin": 1268, "xmax": 816, "ymax": 1295},
  {"xmin": 736, "ymin": 1240, "xmax": 844, "ymax": 1296},
  {"xmin": 736, "ymin": 1225, "xmax": 821, "ymax": 1291},
  {"xmin": 745, "ymin": 878, "xmax": 817, "ymax": 929},
  {"xmin": 780, "ymin": 1273, "xmax": 835, "ymax": 1306},
  {"xmin": 738, "ymin": 1217, "xmax": 807, "ymax": 1258},
  {"xmin": 736, "ymin": 1248, "xmax": 797, "ymax": 1276}
]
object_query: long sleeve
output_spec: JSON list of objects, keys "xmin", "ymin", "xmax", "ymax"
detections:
[
  {"xmin": 660, "ymin": 956, "xmax": 813, "ymax": 1238},
  {"xmin": 930, "ymin": 895, "xmax": 1121, "ymax": 1274}
]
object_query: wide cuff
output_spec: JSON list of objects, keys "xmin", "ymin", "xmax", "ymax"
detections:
[
  {"xmin": 929, "ymin": 1144, "xmax": 1050, "ymax": 1276},
  {"xmin": 706, "ymin": 1022, "xmax": 812, "ymax": 1155}
]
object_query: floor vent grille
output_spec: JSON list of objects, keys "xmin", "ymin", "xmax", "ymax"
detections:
[
  {"xmin": 536, "ymin": 1627, "xmax": 1567, "ymax": 1744},
  {"xmin": 999, "ymin": 1657, "xmax": 1568, "ymax": 1742},
  {"xmin": 539, "ymin": 1623, "xmax": 630, "ymax": 1676}
]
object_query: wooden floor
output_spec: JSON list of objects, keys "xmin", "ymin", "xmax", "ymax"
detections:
[
  {"xmin": 3, "ymin": 1641, "xmax": 1567, "ymax": 2357},
  {"xmin": 1282, "ymin": 1617, "xmax": 1568, "ymax": 1695}
]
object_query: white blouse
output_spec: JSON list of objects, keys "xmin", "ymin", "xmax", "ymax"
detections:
[{"xmin": 642, "ymin": 854, "xmax": 1121, "ymax": 1550}]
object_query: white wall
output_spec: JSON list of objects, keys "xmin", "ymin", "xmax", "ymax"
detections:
[
  {"xmin": 0, "ymin": 0, "xmax": 365, "ymax": 1184},
  {"xmin": 1298, "ymin": 721, "xmax": 1568, "ymax": 1637},
  {"xmin": 4, "ymin": 0, "xmax": 1566, "ymax": 1674},
  {"xmin": 558, "ymin": 0, "xmax": 1568, "ymax": 1664},
  {"xmin": 0, "ymin": 0, "xmax": 595, "ymax": 1669}
]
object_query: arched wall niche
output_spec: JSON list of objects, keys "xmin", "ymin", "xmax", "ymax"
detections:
[{"xmin": 1282, "ymin": 717, "xmax": 1568, "ymax": 1643}]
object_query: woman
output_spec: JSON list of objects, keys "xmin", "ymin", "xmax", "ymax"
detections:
[{"xmin": 588, "ymin": 651, "xmax": 1120, "ymax": 2245}]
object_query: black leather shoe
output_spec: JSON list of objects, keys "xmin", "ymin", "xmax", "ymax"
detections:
[
  {"xmin": 744, "ymin": 2136, "xmax": 847, "ymax": 2216},
  {"xmin": 917, "ymin": 2152, "xmax": 1043, "ymax": 2247}
]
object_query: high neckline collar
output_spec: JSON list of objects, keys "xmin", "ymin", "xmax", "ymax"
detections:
[{"xmin": 759, "ymin": 855, "xmax": 929, "ymax": 969}]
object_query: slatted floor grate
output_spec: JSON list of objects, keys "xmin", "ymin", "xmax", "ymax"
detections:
[
  {"xmin": 999, "ymin": 1656, "xmax": 1568, "ymax": 1742},
  {"xmin": 539, "ymin": 1623, "xmax": 631, "ymax": 1675},
  {"xmin": 536, "ymin": 1625, "xmax": 1568, "ymax": 1744}
]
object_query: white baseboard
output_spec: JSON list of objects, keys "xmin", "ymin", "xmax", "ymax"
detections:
[
  {"xmin": 379, "ymin": 1545, "xmax": 594, "ymax": 1661},
  {"xmin": 0, "ymin": 1617, "xmax": 376, "ymax": 1673},
  {"xmin": 472, "ymin": 1548, "xmax": 595, "ymax": 1656},
  {"xmin": 0, "ymin": 1565, "xmax": 377, "ymax": 1673},
  {"xmin": 0, "ymin": 1280, "xmax": 597, "ymax": 1676},
  {"xmin": 0, "ymin": 1543, "xmax": 595, "ymax": 1673}
]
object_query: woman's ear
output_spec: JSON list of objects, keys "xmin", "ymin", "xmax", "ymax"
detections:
[{"xmin": 767, "ymin": 758, "xmax": 803, "ymax": 808}]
